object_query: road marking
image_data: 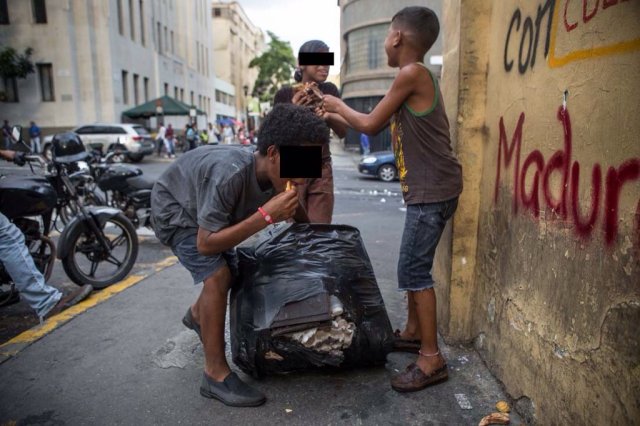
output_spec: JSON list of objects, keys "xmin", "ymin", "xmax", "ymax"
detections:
[{"xmin": 0, "ymin": 255, "xmax": 178, "ymax": 363}]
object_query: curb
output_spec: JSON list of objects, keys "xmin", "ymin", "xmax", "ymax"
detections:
[{"xmin": 0, "ymin": 256, "xmax": 178, "ymax": 364}]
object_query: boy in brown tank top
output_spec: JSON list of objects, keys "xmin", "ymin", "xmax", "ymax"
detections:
[{"xmin": 323, "ymin": 6, "xmax": 463, "ymax": 393}]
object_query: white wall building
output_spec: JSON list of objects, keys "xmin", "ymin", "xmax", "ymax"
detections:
[
  {"xmin": 213, "ymin": 77, "xmax": 236, "ymax": 121},
  {"xmin": 0, "ymin": 0, "xmax": 215, "ymax": 134}
]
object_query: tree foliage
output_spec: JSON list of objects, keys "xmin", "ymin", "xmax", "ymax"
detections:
[
  {"xmin": 249, "ymin": 31, "xmax": 296, "ymax": 103},
  {"xmin": 0, "ymin": 47, "xmax": 35, "ymax": 80}
]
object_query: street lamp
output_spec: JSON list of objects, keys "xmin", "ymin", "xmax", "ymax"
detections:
[{"xmin": 243, "ymin": 84, "xmax": 250, "ymax": 132}]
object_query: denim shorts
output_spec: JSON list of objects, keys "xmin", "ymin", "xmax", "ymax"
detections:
[
  {"xmin": 171, "ymin": 234, "xmax": 238, "ymax": 284},
  {"xmin": 397, "ymin": 197, "xmax": 458, "ymax": 291}
]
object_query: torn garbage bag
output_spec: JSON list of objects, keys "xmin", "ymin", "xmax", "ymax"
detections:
[{"xmin": 230, "ymin": 223, "xmax": 394, "ymax": 377}]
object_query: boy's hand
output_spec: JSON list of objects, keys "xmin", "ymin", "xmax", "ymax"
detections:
[
  {"xmin": 291, "ymin": 89, "xmax": 307, "ymax": 106},
  {"xmin": 261, "ymin": 189, "xmax": 299, "ymax": 223},
  {"xmin": 322, "ymin": 95, "xmax": 343, "ymax": 113}
]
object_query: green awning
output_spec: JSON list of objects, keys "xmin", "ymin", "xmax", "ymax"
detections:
[{"xmin": 121, "ymin": 95, "xmax": 206, "ymax": 119}]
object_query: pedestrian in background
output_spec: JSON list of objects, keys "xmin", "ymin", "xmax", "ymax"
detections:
[
  {"xmin": 222, "ymin": 124, "xmax": 233, "ymax": 144},
  {"xmin": 323, "ymin": 6, "xmax": 463, "ymax": 393},
  {"xmin": 156, "ymin": 123, "xmax": 166, "ymax": 156},
  {"xmin": 2, "ymin": 120, "xmax": 12, "ymax": 149},
  {"xmin": 186, "ymin": 124, "xmax": 197, "ymax": 151},
  {"xmin": 165, "ymin": 123, "xmax": 176, "ymax": 158},
  {"xmin": 29, "ymin": 121, "xmax": 41, "ymax": 154},
  {"xmin": 273, "ymin": 39, "xmax": 348, "ymax": 224},
  {"xmin": 360, "ymin": 132, "xmax": 371, "ymax": 155}
]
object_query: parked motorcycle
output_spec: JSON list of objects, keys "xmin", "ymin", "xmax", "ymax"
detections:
[
  {"xmin": 88, "ymin": 151, "xmax": 154, "ymax": 230},
  {"xmin": 0, "ymin": 131, "xmax": 139, "ymax": 303}
]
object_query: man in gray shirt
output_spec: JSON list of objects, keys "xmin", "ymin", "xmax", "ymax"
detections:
[{"xmin": 151, "ymin": 104, "xmax": 329, "ymax": 407}]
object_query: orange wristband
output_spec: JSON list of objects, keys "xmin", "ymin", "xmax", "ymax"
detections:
[{"xmin": 258, "ymin": 207, "xmax": 273, "ymax": 224}]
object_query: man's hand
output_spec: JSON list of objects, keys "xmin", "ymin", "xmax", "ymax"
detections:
[
  {"xmin": 322, "ymin": 94, "xmax": 344, "ymax": 114},
  {"xmin": 261, "ymin": 189, "xmax": 299, "ymax": 223}
]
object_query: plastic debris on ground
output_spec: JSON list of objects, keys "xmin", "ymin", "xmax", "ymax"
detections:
[{"xmin": 230, "ymin": 223, "xmax": 394, "ymax": 377}]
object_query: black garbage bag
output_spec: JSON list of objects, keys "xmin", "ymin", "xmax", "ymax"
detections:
[{"xmin": 230, "ymin": 223, "xmax": 394, "ymax": 378}]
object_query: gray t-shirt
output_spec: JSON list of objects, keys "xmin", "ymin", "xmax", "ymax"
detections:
[{"xmin": 151, "ymin": 145, "xmax": 274, "ymax": 246}]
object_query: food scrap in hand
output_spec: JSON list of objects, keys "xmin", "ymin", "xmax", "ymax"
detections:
[
  {"xmin": 292, "ymin": 82, "xmax": 324, "ymax": 111},
  {"xmin": 286, "ymin": 181, "xmax": 293, "ymax": 191}
]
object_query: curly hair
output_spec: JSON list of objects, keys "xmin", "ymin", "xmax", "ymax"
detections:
[{"xmin": 257, "ymin": 103, "xmax": 329, "ymax": 155}]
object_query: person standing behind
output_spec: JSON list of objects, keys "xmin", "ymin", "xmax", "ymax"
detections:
[
  {"xmin": 165, "ymin": 124, "xmax": 176, "ymax": 158},
  {"xmin": 29, "ymin": 121, "xmax": 41, "ymax": 154},
  {"xmin": 274, "ymin": 40, "xmax": 348, "ymax": 223},
  {"xmin": 156, "ymin": 123, "xmax": 167, "ymax": 156},
  {"xmin": 323, "ymin": 7, "xmax": 463, "ymax": 393}
]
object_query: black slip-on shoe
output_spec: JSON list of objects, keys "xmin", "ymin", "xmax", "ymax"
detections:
[
  {"xmin": 182, "ymin": 307, "xmax": 202, "ymax": 342},
  {"xmin": 200, "ymin": 372, "xmax": 266, "ymax": 407}
]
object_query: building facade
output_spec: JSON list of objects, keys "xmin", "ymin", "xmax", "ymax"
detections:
[
  {"xmin": 338, "ymin": 0, "xmax": 443, "ymax": 151},
  {"xmin": 0, "ymin": 0, "xmax": 215, "ymax": 135},
  {"xmin": 211, "ymin": 1, "xmax": 264, "ymax": 130}
]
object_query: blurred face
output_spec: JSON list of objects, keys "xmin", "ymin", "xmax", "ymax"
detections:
[
  {"xmin": 266, "ymin": 145, "xmax": 306, "ymax": 192},
  {"xmin": 301, "ymin": 64, "xmax": 330, "ymax": 83}
]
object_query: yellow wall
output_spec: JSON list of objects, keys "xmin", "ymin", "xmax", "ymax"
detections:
[{"xmin": 442, "ymin": 0, "xmax": 640, "ymax": 423}]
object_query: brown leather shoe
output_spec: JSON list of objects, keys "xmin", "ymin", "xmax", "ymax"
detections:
[
  {"xmin": 390, "ymin": 362, "xmax": 449, "ymax": 392},
  {"xmin": 44, "ymin": 284, "xmax": 93, "ymax": 320}
]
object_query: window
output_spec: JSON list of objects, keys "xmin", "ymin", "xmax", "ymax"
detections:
[
  {"xmin": 0, "ymin": 0, "xmax": 9, "ymax": 25},
  {"xmin": 121, "ymin": 70, "xmax": 129, "ymax": 104},
  {"xmin": 163, "ymin": 82, "xmax": 168, "ymax": 96},
  {"xmin": 179, "ymin": 88, "xmax": 184, "ymax": 101},
  {"xmin": 143, "ymin": 77, "xmax": 149, "ymax": 102},
  {"xmin": 190, "ymin": 91, "xmax": 194, "ymax": 106},
  {"xmin": 2, "ymin": 77, "xmax": 18, "ymax": 102},
  {"xmin": 213, "ymin": 8, "xmax": 220, "ymax": 17},
  {"xmin": 133, "ymin": 73, "xmax": 139, "ymax": 104},
  {"xmin": 164, "ymin": 26, "xmax": 168, "ymax": 54},
  {"xmin": 196, "ymin": 41, "xmax": 200, "ymax": 72},
  {"xmin": 170, "ymin": 30, "xmax": 174, "ymax": 54},
  {"xmin": 198, "ymin": 94, "xmax": 202, "ymax": 108},
  {"xmin": 157, "ymin": 22, "xmax": 162, "ymax": 53},
  {"xmin": 37, "ymin": 63, "xmax": 54, "ymax": 101},
  {"xmin": 128, "ymin": 0, "xmax": 135, "ymax": 40},
  {"xmin": 174, "ymin": 86, "xmax": 178, "ymax": 99},
  {"xmin": 32, "ymin": 0, "xmax": 47, "ymax": 24},
  {"xmin": 139, "ymin": 0, "xmax": 145, "ymax": 45},
  {"xmin": 347, "ymin": 24, "xmax": 387, "ymax": 73},
  {"xmin": 367, "ymin": 38, "xmax": 379, "ymax": 69},
  {"xmin": 215, "ymin": 90, "xmax": 221, "ymax": 103}
]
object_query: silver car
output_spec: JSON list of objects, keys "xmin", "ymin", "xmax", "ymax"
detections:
[{"xmin": 43, "ymin": 123, "xmax": 155, "ymax": 163}]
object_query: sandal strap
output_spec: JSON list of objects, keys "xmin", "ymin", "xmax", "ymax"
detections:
[{"xmin": 418, "ymin": 349, "xmax": 440, "ymax": 357}]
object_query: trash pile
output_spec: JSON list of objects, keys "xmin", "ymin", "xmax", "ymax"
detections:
[{"xmin": 230, "ymin": 223, "xmax": 394, "ymax": 377}]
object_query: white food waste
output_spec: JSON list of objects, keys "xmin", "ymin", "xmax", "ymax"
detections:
[{"xmin": 286, "ymin": 317, "xmax": 356, "ymax": 355}]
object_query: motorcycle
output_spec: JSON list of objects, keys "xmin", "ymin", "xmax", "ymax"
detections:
[
  {"xmin": 0, "ymin": 131, "xmax": 139, "ymax": 307},
  {"xmin": 88, "ymin": 150, "xmax": 155, "ymax": 230}
]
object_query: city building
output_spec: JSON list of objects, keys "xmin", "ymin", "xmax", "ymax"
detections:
[
  {"xmin": 0, "ymin": 0, "xmax": 215, "ymax": 135},
  {"xmin": 338, "ymin": 0, "xmax": 443, "ymax": 151},
  {"xmin": 211, "ymin": 1, "xmax": 264, "ymax": 131}
]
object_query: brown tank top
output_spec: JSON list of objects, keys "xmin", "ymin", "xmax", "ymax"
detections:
[{"xmin": 390, "ymin": 63, "xmax": 463, "ymax": 204}]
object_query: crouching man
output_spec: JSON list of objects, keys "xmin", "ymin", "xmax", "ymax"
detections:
[{"xmin": 151, "ymin": 103, "xmax": 329, "ymax": 407}]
